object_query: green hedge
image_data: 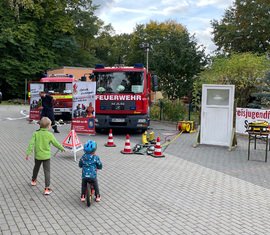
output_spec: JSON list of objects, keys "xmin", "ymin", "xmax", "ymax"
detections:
[{"xmin": 150, "ymin": 99, "xmax": 198, "ymax": 122}]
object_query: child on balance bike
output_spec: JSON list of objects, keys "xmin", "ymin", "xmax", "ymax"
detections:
[{"xmin": 79, "ymin": 140, "xmax": 102, "ymax": 202}]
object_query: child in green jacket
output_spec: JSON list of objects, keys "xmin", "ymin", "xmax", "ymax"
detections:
[{"xmin": 26, "ymin": 117, "xmax": 64, "ymax": 195}]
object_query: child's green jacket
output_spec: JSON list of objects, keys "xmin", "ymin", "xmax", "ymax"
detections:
[{"xmin": 26, "ymin": 128, "xmax": 64, "ymax": 160}]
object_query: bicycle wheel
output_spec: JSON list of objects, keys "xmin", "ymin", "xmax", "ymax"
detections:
[{"xmin": 86, "ymin": 183, "xmax": 91, "ymax": 207}]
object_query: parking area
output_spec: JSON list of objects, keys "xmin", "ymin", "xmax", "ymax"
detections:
[{"xmin": 1, "ymin": 105, "xmax": 270, "ymax": 234}]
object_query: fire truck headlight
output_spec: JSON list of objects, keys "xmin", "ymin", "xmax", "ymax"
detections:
[
  {"xmin": 95, "ymin": 118, "xmax": 99, "ymax": 123},
  {"xmin": 138, "ymin": 119, "xmax": 147, "ymax": 123}
]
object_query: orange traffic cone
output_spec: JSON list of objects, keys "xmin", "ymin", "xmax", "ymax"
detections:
[
  {"xmin": 151, "ymin": 137, "xmax": 165, "ymax": 158},
  {"xmin": 105, "ymin": 129, "xmax": 116, "ymax": 147},
  {"xmin": 121, "ymin": 134, "xmax": 133, "ymax": 154}
]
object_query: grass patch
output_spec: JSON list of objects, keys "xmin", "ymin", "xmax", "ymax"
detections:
[{"xmin": 1, "ymin": 99, "xmax": 27, "ymax": 105}]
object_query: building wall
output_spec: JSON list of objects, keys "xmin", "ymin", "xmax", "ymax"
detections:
[{"xmin": 47, "ymin": 67, "xmax": 93, "ymax": 80}]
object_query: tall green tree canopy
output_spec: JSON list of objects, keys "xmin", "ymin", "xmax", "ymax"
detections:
[
  {"xmin": 1, "ymin": 1, "xmax": 207, "ymax": 101},
  {"xmin": 84, "ymin": 20, "xmax": 208, "ymax": 100},
  {"xmin": 211, "ymin": 0, "xmax": 270, "ymax": 54},
  {"xmin": 128, "ymin": 20, "xmax": 208, "ymax": 100},
  {"xmin": 193, "ymin": 53, "xmax": 270, "ymax": 108},
  {"xmin": 247, "ymin": 71, "xmax": 270, "ymax": 109},
  {"xmin": 0, "ymin": 0, "xmax": 107, "ymax": 99}
]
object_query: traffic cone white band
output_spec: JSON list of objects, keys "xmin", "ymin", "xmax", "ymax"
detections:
[
  {"xmin": 121, "ymin": 134, "xmax": 133, "ymax": 154},
  {"xmin": 151, "ymin": 136, "xmax": 165, "ymax": 158},
  {"xmin": 105, "ymin": 129, "xmax": 116, "ymax": 147}
]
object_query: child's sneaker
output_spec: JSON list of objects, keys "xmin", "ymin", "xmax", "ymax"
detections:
[
  {"xmin": 44, "ymin": 188, "xmax": 52, "ymax": 195},
  {"xmin": 31, "ymin": 179, "xmax": 37, "ymax": 186},
  {"xmin": 95, "ymin": 195, "xmax": 101, "ymax": 202},
  {"xmin": 81, "ymin": 195, "xmax": 85, "ymax": 202}
]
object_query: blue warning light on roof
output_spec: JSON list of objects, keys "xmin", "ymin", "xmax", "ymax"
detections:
[
  {"xmin": 134, "ymin": 63, "xmax": 144, "ymax": 68},
  {"xmin": 95, "ymin": 64, "xmax": 105, "ymax": 69}
]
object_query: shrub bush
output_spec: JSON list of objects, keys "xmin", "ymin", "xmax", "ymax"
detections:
[{"xmin": 150, "ymin": 99, "xmax": 188, "ymax": 122}]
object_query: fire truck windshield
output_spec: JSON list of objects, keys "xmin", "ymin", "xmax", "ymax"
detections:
[
  {"xmin": 44, "ymin": 82, "xmax": 72, "ymax": 94},
  {"xmin": 95, "ymin": 71, "xmax": 144, "ymax": 94}
]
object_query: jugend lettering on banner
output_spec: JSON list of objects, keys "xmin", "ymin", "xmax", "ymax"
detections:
[
  {"xmin": 71, "ymin": 81, "xmax": 96, "ymax": 134},
  {"xmin": 62, "ymin": 130, "xmax": 83, "ymax": 161}
]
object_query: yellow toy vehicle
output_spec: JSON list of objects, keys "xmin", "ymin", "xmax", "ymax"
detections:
[{"xmin": 247, "ymin": 121, "xmax": 269, "ymax": 132}]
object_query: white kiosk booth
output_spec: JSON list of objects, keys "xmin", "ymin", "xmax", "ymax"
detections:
[{"xmin": 198, "ymin": 84, "xmax": 236, "ymax": 149}]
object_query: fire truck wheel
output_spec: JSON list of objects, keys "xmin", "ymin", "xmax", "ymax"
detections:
[
  {"xmin": 140, "ymin": 128, "xmax": 147, "ymax": 133},
  {"xmin": 95, "ymin": 128, "xmax": 104, "ymax": 133}
]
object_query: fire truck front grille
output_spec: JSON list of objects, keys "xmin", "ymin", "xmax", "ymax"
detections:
[{"xmin": 109, "ymin": 122, "xmax": 127, "ymax": 127}]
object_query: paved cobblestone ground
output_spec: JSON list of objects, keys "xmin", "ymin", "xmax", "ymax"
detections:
[{"xmin": 1, "ymin": 105, "xmax": 270, "ymax": 234}]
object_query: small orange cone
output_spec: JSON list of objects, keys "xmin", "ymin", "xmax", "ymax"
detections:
[
  {"xmin": 151, "ymin": 137, "xmax": 165, "ymax": 158},
  {"xmin": 105, "ymin": 129, "xmax": 116, "ymax": 147},
  {"xmin": 121, "ymin": 134, "xmax": 133, "ymax": 154}
]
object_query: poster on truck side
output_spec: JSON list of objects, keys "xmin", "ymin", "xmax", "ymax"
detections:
[
  {"xmin": 29, "ymin": 83, "xmax": 44, "ymax": 120},
  {"xmin": 71, "ymin": 81, "xmax": 96, "ymax": 134},
  {"xmin": 236, "ymin": 107, "xmax": 270, "ymax": 135}
]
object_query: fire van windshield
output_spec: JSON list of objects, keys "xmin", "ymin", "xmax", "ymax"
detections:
[
  {"xmin": 44, "ymin": 82, "xmax": 72, "ymax": 94},
  {"xmin": 95, "ymin": 71, "xmax": 144, "ymax": 94}
]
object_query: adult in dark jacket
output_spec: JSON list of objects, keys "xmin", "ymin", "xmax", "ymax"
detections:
[{"xmin": 39, "ymin": 91, "xmax": 60, "ymax": 133}]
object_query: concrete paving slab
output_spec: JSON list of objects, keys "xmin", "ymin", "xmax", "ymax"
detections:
[{"xmin": 1, "ymin": 105, "xmax": 270, "ymax": 234}]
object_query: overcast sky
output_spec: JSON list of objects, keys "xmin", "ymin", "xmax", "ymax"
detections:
[{"xmin": 93, "ymin": 0, "xmax": 235, "ymax": 54}]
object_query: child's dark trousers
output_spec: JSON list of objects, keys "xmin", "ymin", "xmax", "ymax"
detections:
[
  {"xmin": 32, "ymin": 159, "xmax": 50, "ymax": 187},
  {"xmin": 81, "ymin": 178, "xmax": 100, "ymax": 197}
]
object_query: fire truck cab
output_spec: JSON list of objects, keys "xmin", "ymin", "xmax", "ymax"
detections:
[
  {"xmin": 40, "ymin": 74, "xmax": 74, "ymax": 117},
  {"xmin": 93, "ymin": 64, "xmax": 157, "ymax": 131}
]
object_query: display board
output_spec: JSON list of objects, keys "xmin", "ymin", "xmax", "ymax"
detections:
[
  {"xmin": 29, "ymin": 83, "xmax": 44, "ymax": 120},
  {"xmin": 71, "ymin": 81, "xmax": 96, "ymax": 134}
]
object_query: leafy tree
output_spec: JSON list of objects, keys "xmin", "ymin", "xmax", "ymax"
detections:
[
  {"xmin": 90, "ymin": 27, "xmax": 136, "ymax": 67},
  {"xmin": 193, "ymin": 53, "xmax": 270, "ymax": 109},
  {"xmin": 70, "ymin": 2, "xmax": 107, "ymax": 66},
  {"xmin": 127, "ymin": 20, "xmax": 208, "ymax": 100},
  {"xmin": 106, "ymin": 33, "xmax": 132, "ymax": 66},
  {"xmin": 212, "ymin": 0, "xmax": 270, "ymax": 54},
  {"xmin": 248, "ymin": 71, "xmax": 270, "ymax": 109},
  {"xmin": 90, "ymin": 24, "xmax": 117, "ymax": 65},
  {"xmin": 0, "ymin": 0, "xmax": 105, "ymax": 99},
  {"xmin": 125, "ymin": 24, "xmax": 148, "ymax": 66}
]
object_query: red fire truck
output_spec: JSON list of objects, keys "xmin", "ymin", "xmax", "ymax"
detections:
[
  {"xmin": 40, "ymin": 74, "xmax": 74, "ymax": 118},
  {"xmin": 93, "ymin": 63, "xmax": 157, "ymax": 131},
  {"xmin": 32, "ymin": 64, "xmax": 157, "ymax": 131}
]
